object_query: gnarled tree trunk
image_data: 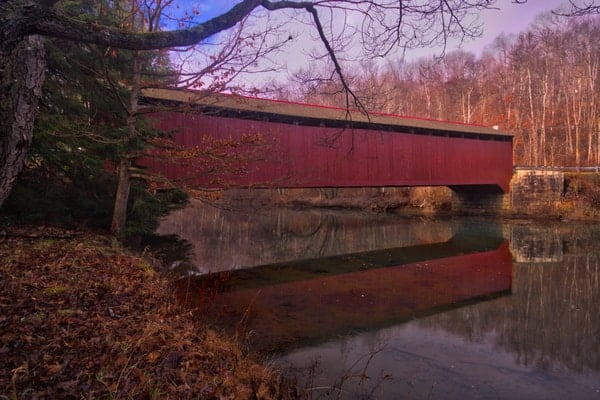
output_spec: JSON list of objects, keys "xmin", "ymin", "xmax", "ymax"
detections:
[{"xmin": 0, "ymin": 35, "xmax": 45, "ymax": 206}]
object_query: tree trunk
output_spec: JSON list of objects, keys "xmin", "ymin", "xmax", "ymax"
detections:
[
  {"xmin": 111, "ymin": 159, "xmax": 132, "ymax": 234},
  {"xmin": 0, "ymin": 36, "xmax": 45, "ymax": 207},
  {"xmin": 110, "ymin": 52, "xmax": 141, "ymax": 235}
]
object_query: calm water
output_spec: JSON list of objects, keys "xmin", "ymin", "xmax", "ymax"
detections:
[{"xmin": 157, "ymin": 202, "xmax": 600, "ymax": 400}]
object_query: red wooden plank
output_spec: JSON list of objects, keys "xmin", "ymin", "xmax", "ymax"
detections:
[{"xmin": 142, "ymin": 111, "xmax": 513, "ymax": 191}]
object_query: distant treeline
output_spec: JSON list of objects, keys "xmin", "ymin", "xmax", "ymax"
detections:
[{"xmin": 277, "ymin": 14, "xmax": 600, "ymax": 167}]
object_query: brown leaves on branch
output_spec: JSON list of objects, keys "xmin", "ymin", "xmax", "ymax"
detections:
[{"xmin": 142, "ymin": 132, "xmax": 274, "ymax": 192}]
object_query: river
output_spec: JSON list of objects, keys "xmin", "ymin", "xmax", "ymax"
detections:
[{"xmin": 155, "ymin": 202, "xmax": 600, "ymax": 400}]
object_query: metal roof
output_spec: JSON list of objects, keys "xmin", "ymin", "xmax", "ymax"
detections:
[{"xmin": 141, "ymin": 88, "xmax": 512, "ymax": 138}]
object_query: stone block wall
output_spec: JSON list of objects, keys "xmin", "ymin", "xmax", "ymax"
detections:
[
  {"xmin": 509, "ymin": 168, "xmax": 564, "ymax": 214},
  {"xmin": 450, "ymin": 185, "xmax": 509, "ymax": 215}
]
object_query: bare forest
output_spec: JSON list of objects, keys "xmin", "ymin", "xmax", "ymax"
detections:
[{"xmin": 277, "ymin": 14, "xmax": 600, "ymax": 168}]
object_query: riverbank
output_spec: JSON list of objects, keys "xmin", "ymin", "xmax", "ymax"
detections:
[
  {"xmin": 0, "ymin": 227, "xmax": 298, "ymax": 399},
  {"xmin": 216, "ymin": 172, "xmax": 600, "ymax": 221}
]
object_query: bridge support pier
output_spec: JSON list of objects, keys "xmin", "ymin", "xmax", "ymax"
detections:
[
  {"xmin": 450, "ymin": 185, "xmax": 508, "ymax": 215},
  {"xmin": 509, "ymin": 168, "xmax": 564, "ymax": 214},
  {"xmin": 451, "ymin": 168, "xmax": 565, "ymax": 216}
]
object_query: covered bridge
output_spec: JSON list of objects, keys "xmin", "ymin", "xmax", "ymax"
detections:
[{"xmin": 140, "ymin": 88, "xmax": 513, "ymax": 192}]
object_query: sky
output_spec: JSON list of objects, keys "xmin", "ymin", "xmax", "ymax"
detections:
[
  {"xmin": 443, "ymin": 0, "xmax": 568, "ymax": 55},
  {"xmin": 173, "ymin": 0, "xmax": 574, "ymax": 87}
]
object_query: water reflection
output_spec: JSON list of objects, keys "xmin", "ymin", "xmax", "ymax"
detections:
[
  {"xmin": 177, "ymin": 235, "xmax": 512, "ymax": 352},
  {"xmin": 278, "ymin": 226, "xmax": 600, "ymax": 400},
  {"xmin": 158, "ymin": 205, "xmax": 600, "ymax": 399},
  {"xmin": 157, "ymin": 200, "xmax": 468, "ymax": 274}
]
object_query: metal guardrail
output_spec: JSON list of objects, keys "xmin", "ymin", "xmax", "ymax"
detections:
[{"xmin": 514, "ymin": 166, "xmax": 600, "ymax": 172}]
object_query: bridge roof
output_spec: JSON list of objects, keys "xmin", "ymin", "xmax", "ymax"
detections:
[{"xmin": 141, "ymin": 88, "xmax": 512, "ymax": 139}]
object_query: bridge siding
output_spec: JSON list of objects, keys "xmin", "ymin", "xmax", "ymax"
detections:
[{"xmin": 144, "ymin": 111, "xmax": 513, "ymax": 192}]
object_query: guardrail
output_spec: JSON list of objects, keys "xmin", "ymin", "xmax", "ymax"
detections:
[{"xmin": 514, "ymin": 166, "xmax": 600, "ymax": 172}]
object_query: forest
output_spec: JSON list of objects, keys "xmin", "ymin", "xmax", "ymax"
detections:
[{"xmin": 276, "ymin": 14, "xmax": 600, "ymax": 168}]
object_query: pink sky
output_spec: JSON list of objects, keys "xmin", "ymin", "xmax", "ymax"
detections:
[
  {"xmin": 175, "ymin": 1, "xmax": 574, "ymax": 87},
  {"xmin": 457, "ymin": 0, "xmax": 569, "ymax": 54},
  {"xmin": 273, "ymin": 0, "xmax": 571, "ymax": 83}
]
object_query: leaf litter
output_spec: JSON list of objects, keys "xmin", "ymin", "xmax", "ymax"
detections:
[{"xmin": 0, "ymin": 229, "xmax": 299, "ymax": 399}]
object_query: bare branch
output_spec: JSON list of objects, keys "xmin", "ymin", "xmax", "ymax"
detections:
[
  {"xmin": 261, "ymin": 0, "xmax": 366, "ymax": 113},
  {"xmin": 514, "ymin": 0, "xmax": 600, "ymax": 16},
  {"xmin": 556, "ymin": 0, "xmax": 600, "ymax": 16},
  {"xmin": 31, "ymin": 0, "xmax": 265, "ymax": 50}
]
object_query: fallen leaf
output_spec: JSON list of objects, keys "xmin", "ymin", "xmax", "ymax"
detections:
[
  {"xmin": 147, "ymin": 351, "xmax": 161, "ymax": 364},
  {"xmin": 47, "ymin": 363, "xmax": 62, "ymax": 374}
]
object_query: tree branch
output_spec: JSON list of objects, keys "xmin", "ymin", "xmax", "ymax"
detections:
[
  {"xmin": 31, "ymin": 0, "xmax": 265, "ymax": 50},
  {"xmin": 262, "ymin": 0, "xmax": 367, "ymax": 114}
]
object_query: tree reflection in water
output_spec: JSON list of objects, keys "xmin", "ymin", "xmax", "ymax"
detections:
[
  {"xmin": 275, "ymin": 223, "xmax": 600, "ymax": 399},
  {"xmin": 421, "ymin": 254, "xmax": 600, "ymax": 374},
  {"xmin": 158, "ymin": 204, "xmax": 600, "ymax": 399},
  {"xmin": 157, "ymin": 200, "xmax": 458, "ymax": 274}
]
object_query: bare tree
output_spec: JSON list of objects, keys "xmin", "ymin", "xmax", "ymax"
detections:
[
  {"xmin": 558, "ymin": 0, "xmax": 600, "ymax": 16},
  {"xmin": 284, "ymin": 11, "xmax": 600, "ymax": 168},
  {"xmin": 512, "ymin": 0, "xmax": 599, "ymax": 16},
  {"xmin": 0, "ymin": 0, "xmax": 500, "ymax": 208}
]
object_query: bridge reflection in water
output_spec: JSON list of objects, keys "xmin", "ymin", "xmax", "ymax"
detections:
[
  {"xmin": 176, "ymin": 233, "xmax": 512, "ymax": 352},
  {"xmin": 158, "ymin": 202, "xmax": 461, "ymax": 274}
]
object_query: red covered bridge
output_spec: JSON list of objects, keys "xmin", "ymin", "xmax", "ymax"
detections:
[{"xmin": 140, "ymin": 88, "xmax": 513, "ymax": 192}]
